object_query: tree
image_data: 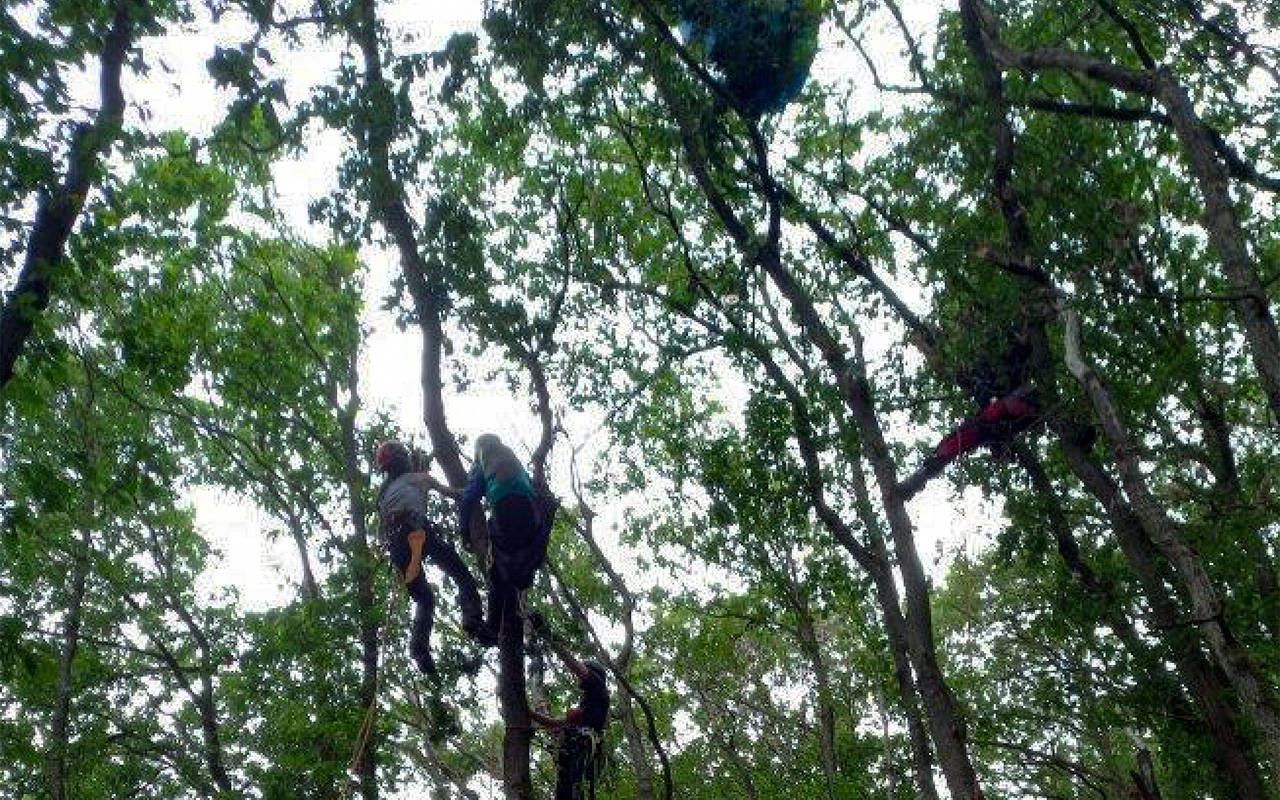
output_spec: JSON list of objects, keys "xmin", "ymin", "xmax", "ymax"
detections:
[{"xmin": 5, "ymin": 1, "xmax": 1280, "ymax": 798}]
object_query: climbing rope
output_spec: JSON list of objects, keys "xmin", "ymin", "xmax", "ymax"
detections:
[
  {"xmin": 338, "ymin": 530, "xmax": 491, "ymax": 798},
  {"xmin": 338, "ymin": 549, "xmax": 406, "ymax": 799},
  {"xmin": 338, "ymin": 484, "xmax": 550, "ymax": 797}
]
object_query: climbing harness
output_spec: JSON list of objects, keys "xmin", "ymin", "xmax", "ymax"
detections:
[
  {"xmin": 338, "ymin": 533, "xmax": 470, "ymax": 797},
  {"xmin": 556, "ymin": 725, "xmax": 604, "ymax": 800}
]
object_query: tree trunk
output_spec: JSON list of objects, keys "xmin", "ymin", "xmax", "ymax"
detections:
[
  {"xmin": 194, "ymin": 677, "xmax": 235, "ymax": 793},
  {"xmin": 286, "ymin": 506, "xmax": 321, "ymax": 601},
  {"xmin": 779, "ymin": 546, "xmax": 840, "ymax": 795},
  {"xmin": 866, "ymin": 554, "xmax": 944, "ymax": 799},
  {"xmin": 345, "ymin": 0, "xmax": 496, "ymax": 785},
  {"xmin": 1152, "ymin": 73, "xmax": 1280, "ymax": 421},
  {"xmin": 760, "ymin": 249, "xmax": 980, "ymax": 797},
  {"xmin": 346, "ymin": 0, "xmax": 484, "ymax": 558},
  {"xmin": 1194, "ymin": 398, "xmax": 1280, "ymax": 642},
  {"xmin": 165, "ymin": 591, "xmax": 235, "ymax": 795},
  {"xmin": 1065, "ymin": 311, "xmax": 1280, "ymax": 774},
  {"xmin": 619, "ymin": 694, "xmax": 656, "ymax": 800},
  {"xmin": 115, "ymin": 578, "xmax": 237, "ymax": 797},
  {"xmin": 953, "ymin": 2, "xmax": 1275, "ymax": 788},
  {"xmin": 767, "ymin": 272, "xmax": 979, "ymax": 799},
  {"xmin": 1021, "ymin": 444, "xmax": 1259, "ymax": 796},
  {"xmin": 954, "ymin": 4, "xmax": 1275, "ymax": 788},
  {"xmin": 795, "ymin": 608, "xmax": 840, "ymax": 800},
  {"xmin": 848, "ymin": 459, "xmax": 944, "ymax": 800},
  {"xmin": 47, "ymin": 525, "xmax": 91, "ymax": 800},
  {"xmin": 749, "ymin": 334, "xmax": 941, "ymax": 800},
  {"xmin": 497, "ymin": 592, "xmax": 534, "ymax": 800},
  {"xmin": 1017, "ymin": 445, "xmax": 1175, "ymax": 673},
  {"xmin": 348, "ymin": 533, "xmax": 381, "ymax": 800},
  {"xmin": 1129, "ymin": 734, "xmax": 1165, "ymax": 800},
  {"xmin": 843, "ymin": 367, "xmax": 982, "ymax": 800},
  {"xmin": 1054, "ymin": 429, "xmax": 1270, "ymax": 800},
  {"xmin": 875, "ymin": 686, "xmax": 900, "ymax": 800},
  {"xmin": 716, "ymin": 729, "xmax": 760, "ymax": 800},
  {"xmin": 338, "ymin": 364, "xmax": 381, "ymax": 800},
  {"xmin": 568, "ymin": 494, "xmax": 675, "ymax": 799},
  {"xmin": 649, "ymin": 32, "xmax": 978, "ymax": 798}
]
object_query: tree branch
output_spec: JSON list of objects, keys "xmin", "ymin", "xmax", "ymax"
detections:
[{"xmin": 0, "ymin": 2, "xmax": 133, "ymax": 394}]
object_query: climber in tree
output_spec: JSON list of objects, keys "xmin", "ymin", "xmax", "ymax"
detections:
[
  {"xmin": 529, "ymin": 619, "xmax": 610, "ymax": 800},
  {"xmin": 375, "ymin": 440, "xmax": 492, "ymax": 678},
  {"xmin": 456, "ymin": 433, "xmax": 555, "ymax": 634},
  {"xmin": 897, "ymin": 388, "xmax": 1042, "ymax": 500},
  {"xmin": 675, "ymin": 0, "xmax": 826, "ymax": 116},
  {"xmin": 898, "ymin": 327, "xmax": 1049, "ymax": 500}
]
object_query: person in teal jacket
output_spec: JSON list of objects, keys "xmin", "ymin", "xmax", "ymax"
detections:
[{"xmin": 457, "ymin": 434, "xmax": 553, "ymax": 632}]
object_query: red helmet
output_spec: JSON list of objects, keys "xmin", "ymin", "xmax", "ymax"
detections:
[{"xmin": 375, "ymin": 440, "xmax": 411, "ymax": 474}]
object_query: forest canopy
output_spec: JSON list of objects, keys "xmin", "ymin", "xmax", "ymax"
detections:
[{"xmin": 1, "ymin": 1, "xmax": 1278, "ymax": 799}]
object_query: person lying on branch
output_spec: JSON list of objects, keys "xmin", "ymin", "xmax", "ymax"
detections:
[{"xmin": 897, "ymin": 387, "xmax": 1042, "ymax": 501}]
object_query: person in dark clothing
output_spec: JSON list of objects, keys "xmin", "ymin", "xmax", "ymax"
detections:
[
  {"xmin": 375, "ymin": 440, "xmax": 491, "ymax": 678},
  {"xmin": 456, "ymin": 434, "xmax": 555, "ymax": 634},
  {"xmin": 676, "ymin": 0, "xmax": 825, "ymax": 116},
  {"xmin": 529, "ymin": 633, "xmax": 610, "ymax": 800}
]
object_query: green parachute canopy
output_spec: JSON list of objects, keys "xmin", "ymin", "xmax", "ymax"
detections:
[{"xmin": 676, "ymin": 0, "xmax": 825, "ymax": 115}]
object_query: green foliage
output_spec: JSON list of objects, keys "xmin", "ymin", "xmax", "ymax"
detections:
[{"xmin": 5, "ymin": 1, "xmax": 1280, "ymax": 799}]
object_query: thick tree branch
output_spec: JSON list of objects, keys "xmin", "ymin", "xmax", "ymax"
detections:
[
  {"xmin": 1063, "ymin": 308, "xmax": 1280, "ymax": 773},
  {"xmin": 0, "ymin": 3, "xmax": 133, "ymax": 395},
  {"xmin": 348, "ymin": 0, "xmax": 470, "ymax": 489}
]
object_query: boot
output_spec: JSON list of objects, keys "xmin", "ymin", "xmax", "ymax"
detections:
[{"xmin": 410, "ymin": 604, "xmax": 438, "ymax": 680}]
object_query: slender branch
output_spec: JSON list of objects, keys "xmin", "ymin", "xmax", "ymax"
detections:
[{"xmin": 1093, "ymin": 0, "xmax": 1157, "ymax": 69}]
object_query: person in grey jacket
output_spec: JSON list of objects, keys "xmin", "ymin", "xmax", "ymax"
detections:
[{"xmin": 375, "ymin": 440, "xmax": 491, "ymax": 677}]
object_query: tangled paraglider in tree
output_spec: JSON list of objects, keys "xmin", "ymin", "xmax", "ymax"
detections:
[{"xmin": 674, "ymin": 0, "xmax": 826, "ymax": 115}]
